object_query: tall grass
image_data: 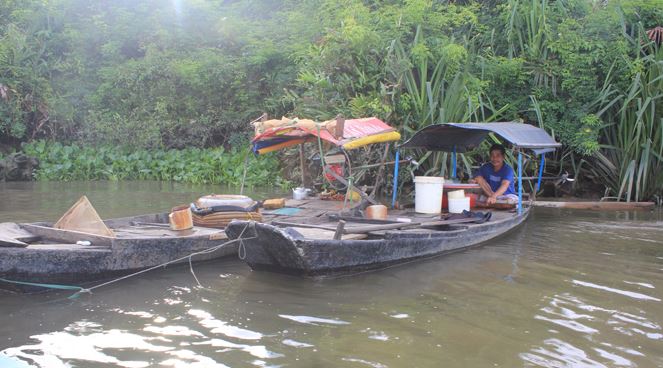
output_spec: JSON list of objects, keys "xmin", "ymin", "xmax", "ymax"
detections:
[
  {"xmin": 505, "ymin": 0, "xmax": 558, "ymax": 93},
  {"xmin": 383, "ymin": 27, "xmax": 549, "ymax": 186},
  {"xmin": 589, "ymin": 44, "xmax": 663, "ymax": 202},
  {"xmin": 386, "ymin": 27, "xmax": 490, "ymax": 177}
]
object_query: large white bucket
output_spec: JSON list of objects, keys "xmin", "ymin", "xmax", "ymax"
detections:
[
  {"xmin": 414, "ymin": 176, "xmax": 444, "ymax": 213},
  {"xmin": 448, "ymin": 197, "xmax": 470, "ymax": 214}
]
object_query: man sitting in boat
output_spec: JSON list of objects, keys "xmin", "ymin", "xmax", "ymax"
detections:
[{"xmin": 471, "ymin": 144, "xmax": 518, "ymax": 205}]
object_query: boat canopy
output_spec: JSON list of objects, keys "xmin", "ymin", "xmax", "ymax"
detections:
[
  {"xmin": 392, "ymin": 122, "xmax": 562, "ymax": 214},
  {"xmin": 251, "ymin": 116, "xmax": 400, "ymax": 154},
  {"xmin": 399, "ymin": 122, "xmax": 561, "ymax": 154}
]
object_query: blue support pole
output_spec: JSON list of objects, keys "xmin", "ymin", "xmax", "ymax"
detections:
[
  {"xmin": 451, "ymin": 145, "xmax": 457, "ymax": 179},
  {"xmin": 518, "ymin": 150, "xmax": 523, "ymax": 215},
  {"xmin": 536, "ymin": 154, "xmax": 545, "ymax": 192},
  {"xmin": 391, "ymin": 150, "xmax": 400, "ymax": 208}
]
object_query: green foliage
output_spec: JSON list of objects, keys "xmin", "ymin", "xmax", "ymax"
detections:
[
  {"xmin": 0, "ymin": 24, "xmax": 54, "ymax": 141},
  {"xmin": 1, "ymin": 0, "xmax": 663, "ymax": 200},
  {"xmin": 587, "ymin": 43, "xmax": 663, "ymax": 202},
  {"xmin": 22, "ymin": 140, "xmax": 291, "ymax": 188}
]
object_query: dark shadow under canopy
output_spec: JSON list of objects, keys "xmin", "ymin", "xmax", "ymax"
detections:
[{"xmin": 399, "ymin": 122, "xmax": 561, "ymax": 154}]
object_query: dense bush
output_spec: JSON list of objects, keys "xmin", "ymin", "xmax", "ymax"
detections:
[{"xmin": 1, "ymin": 0, "xmax": 662, "ymax": 199}]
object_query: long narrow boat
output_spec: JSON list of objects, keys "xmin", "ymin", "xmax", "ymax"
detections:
[
  {"xmin": 226, "ymin": 121, "xmax": 561, "ymax": 276},
  {"xmin": 226, "ymin": 201, "xmax": 528, "ymax": 276},
  {"xmin": 0, "ymin": 213, "xmax": 231, "ymax": 292}
]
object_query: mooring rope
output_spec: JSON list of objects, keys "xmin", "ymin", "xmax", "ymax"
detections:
[
  {"xmin": 236, "ymin": 220, "xmax": 256, "ymax": 261},
  {"xmin": 70, "ymin": 221, "xmax": 257, "ymax": 298},
  {"xmin": 0, "ymin": 278, "xmax": 86, "ymax": 292}
]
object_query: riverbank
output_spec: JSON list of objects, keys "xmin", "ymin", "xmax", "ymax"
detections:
[{"xmin": 4, "ymin": 141, "xmax": 661, "ymax": 207}]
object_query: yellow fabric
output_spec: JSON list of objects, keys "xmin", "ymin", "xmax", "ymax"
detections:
[
  {"xmin": 256, "ymin": 138, "xmax": 307, "ymax": 154},
  {"xmin": 253, "ymin": 117, "xmax": 318, "ymax": 135},
  {"xmin": 346, "ymin": 189, "xmax": 361, "ymax": 202},
  {"xmin": 342, "ymin": 131, "xmax": 401, "ymax": 150}
]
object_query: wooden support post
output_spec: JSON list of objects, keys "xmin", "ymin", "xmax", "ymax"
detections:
[
  {"xmin": 335, "ymin": 114, "xmax": 345, "ymax": 139},
  {"xmin": 369, "ymin": 143, "xmax": 390, "ymax": 199},
  {"xmin": 333, "ymin": 220, "xmax": 346, "ymax": 240},
  {"xmin": 299, "ymin": 143, "xmax": 307, "ymax": 187}
]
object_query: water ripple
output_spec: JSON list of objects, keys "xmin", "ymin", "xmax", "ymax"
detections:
[
  {"xmin": 2, "ymin": 328, "xmax": 168, "ymax": 368},
  {"xmin": 188, "ymin": 309, "xmax": 263, "ymax": 340},
  {"xmin": 278, "ymin": 314, "xmax": 350, "ymax": 326},
  {"xmin": 572, "ymin": 280, "xmax": 661, "ymax": 301},
  {"xmin": 194, "ymin": 338, "xmax": 283, "ymax": 359},
  {"xmin": 520, "ymin": 338, "xmax": 610, "ymax": 368}
]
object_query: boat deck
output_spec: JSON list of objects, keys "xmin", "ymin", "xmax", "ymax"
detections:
[{"xmin": 259, "ymin": 197, "xmax": 517, "ymax": 239}]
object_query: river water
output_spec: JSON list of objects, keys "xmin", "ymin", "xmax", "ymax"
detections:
[{"xmin": 1, "ymin": 181, "xmax": 662, "ymax": 367}]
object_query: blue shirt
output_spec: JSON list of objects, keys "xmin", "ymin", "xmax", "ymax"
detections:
[{"xmin": 477, "ymin": 163, "xmax": 516, "ymax": 195}]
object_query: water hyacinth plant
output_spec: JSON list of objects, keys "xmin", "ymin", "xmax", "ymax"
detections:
[{"xmin": 22, "ymin": 141, "xmax": 291, "ymax": 188}]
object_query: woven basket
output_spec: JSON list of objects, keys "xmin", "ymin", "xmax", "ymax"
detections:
[{"xmin": 192, "ymin": 211, "xmax": 262, "ymax": 229}]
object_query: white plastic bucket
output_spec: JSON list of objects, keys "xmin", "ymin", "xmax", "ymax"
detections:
[
  {"xmin": 447, "ymin": 189, "xmax": 465, "ymax": 199},
  {"xmin": 414, "ymin": 176, "xmax": 444, "ymax": 213},
  {"xmin": 448, "ymin": 197, "xmax": 470, "ymax": 214}
]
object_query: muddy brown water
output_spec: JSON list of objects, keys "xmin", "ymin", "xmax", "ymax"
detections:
[{"xmin": 1, "ymin": 181, "xmax": 662, "ymax": 367}]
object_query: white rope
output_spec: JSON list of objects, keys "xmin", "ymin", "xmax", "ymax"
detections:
[
  {"xmin": 72, "ymin": 221, "xmax": 257, "ymax": 297},
  {"xmin": 237, "ymin": 221, "xmax": 256, "ymax": 260}
]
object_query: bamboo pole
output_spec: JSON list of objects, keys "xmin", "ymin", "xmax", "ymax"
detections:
[{"xmin": 532, "ymin": 201, "xmax": 655, "ymax": 210}]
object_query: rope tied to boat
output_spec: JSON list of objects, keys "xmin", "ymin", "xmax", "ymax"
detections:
[
  {"xmin": 0, "ymin": 278, "xmax": 87, "ymax": 293},
  {"xmin": 237, "ymin": 220, "xmax": 257, "ymax": 261}
]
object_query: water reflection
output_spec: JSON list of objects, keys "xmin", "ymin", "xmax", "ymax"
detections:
[{"xmin": 1, "ymin": 184, "xmax": 662, "ymax": 367}]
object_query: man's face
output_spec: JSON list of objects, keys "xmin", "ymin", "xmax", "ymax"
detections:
[{"xmin": 490, "ymin": 149, "xmax": 505, "ymax": 168}]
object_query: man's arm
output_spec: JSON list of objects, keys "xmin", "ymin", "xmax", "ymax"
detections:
[
  {"xmin": 474, "ymin": 175, "xmax": 494, "ymax": 197},
  {"xmin": 488, "ymin": 164, "xmax": 515, "ymax": 204},
  {"xmin": 487, "ymin": 179, "xmax": 511, "ymax": 204}
]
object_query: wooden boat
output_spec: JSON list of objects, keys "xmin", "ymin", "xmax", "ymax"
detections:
[
  {"xmin": 226, "ymin": 199, "xmax": 528, "ymax": 276},
  {"xmin": 0, "ymin": 213, "xmax": 231, "ymax": 292},
  {"xmin": 226, "ymin": 121, "xmax": 560, "ymax": 276}
]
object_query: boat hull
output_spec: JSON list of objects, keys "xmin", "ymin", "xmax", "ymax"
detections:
[
  {"xmin": 0, "ymin": 213, "xmax": 235, "ymax": 292},
  {"xmin": 226, "ymin": 209, "xmax": 529, "ymax": 276}
]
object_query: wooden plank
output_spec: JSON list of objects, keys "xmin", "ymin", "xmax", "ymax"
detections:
[
  {"xmin": 327, "ymin": 214, "xmax": 402, "ymax": 224},
  {"xmin": 21, "ymin": 223, "xmax": 114, "ymax": 247},
  {"xmin": 272, "ymin": 221, "xmax": 337, "ymax": 231},
  {"xmin": 274, "ymin": 216, "xmax": 492, "ymax": 235},
  {"xmin": 532, "ymin": 201, "xmax": 656, "ymax": 210},
  {"xmin": 289, "ymin": 227, "xmax": 367, "ymax": 240},
  {"xmin": 0, "ymin": 236, "xmax": 28, "ymax": 248},
  {"xmin": 333, "ymin": 220, "xmax": 346, "ymax": 240},
  {"xmin": 0, "ymin": 222, "xmax": 40, "ymax": 243},
  {"xmin": 25, "ymin": 243, "xmax": 111, "ymax": 251},
  {"xmin": 324, "ymin": 154, "xmax": 346, "ymax": 164}
]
